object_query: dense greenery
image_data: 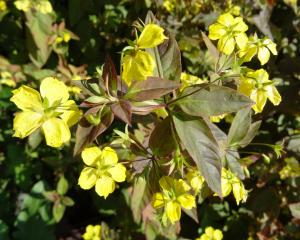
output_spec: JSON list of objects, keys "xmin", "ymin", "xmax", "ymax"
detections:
[{"xmin": 0, "ymin": 1, "xmax": 299, "ymax": 240}]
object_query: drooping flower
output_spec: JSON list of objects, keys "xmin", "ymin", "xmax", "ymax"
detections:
[
  {"xmin": 208, "ymin": 13, "xmax": 248, "ymax": 55},
  {"xmin": 122, "ymin": 23, "xmax": 167, "ymax": 86},
  {"xmin": 239, "ymin": 33, "xmax": 277, "ymax": 65},
  {"xmin": 78, "ymin": 146, "xmax": 126, "ymax": 199},
  {"xmin": 196, "ymin": 226, "xmax": 223, "ymax": 240},
  {"xmin": 82, "ymin": 225, "xmax": 101, "ymax": 240},
  {"xmin": 152, "ymin": 176, "xmax": 196, "ymax": 224},
  {"xmin": 221, "ymin": 168, "xmax": 248, "ymax": 205},
  {"xmin": 10, "ymin": 77, "xmax": 81, "ymax": 148},
  {"xmin": 238, "ymin": 69, "xmax": 281, "ymax": 113},
  {"xmin": 186, "ymin": 168, "xmax": 205, "ymax": 193},
  {"xmin": 14, "ymin": 0, "xmax": 53, "ymax": 14}
]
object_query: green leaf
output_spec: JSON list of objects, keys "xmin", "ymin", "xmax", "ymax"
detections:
[
  {"xmin": 226, "ymin": 151, "xmax": 245, "ymax": 180},
  {"xmin": 149, "ymin": 117, "xmax": 177, "ymax": 157},
  {"xmin": 238, "ymin": 121, "xmax": 261, "ymax": 148},
  {"xmin": 145, "ymin": 11, "xmax": 182, "ymax": 81},
  {"xmin": 28, "ymin": 129, "xmax": 43, "ymax": 150},
  {"xmin": 289, "ymin": 202, "xmax": 300, "ymax": 219},
  {"xmin": 61, "ymin": 197, "xmax": 75, "ymax": 207},
  {"xmin": 176, "ymin": 84, "xmax": 254, "ymax": 117},
  {"xmin": 53, "ymin": 202, "xmax": 66, "ymax": 222},
  {"xmin": 125, "ymin": 77, "xmax": 180, "ymax": 101},
  {"xmin": 130, "ymin": 177, "xmax": 148, "ymax": 223},
  {"xmin": 57, "ymin": 176, "xmax": 68, "ymax": 195},
  {"xmin": 173, "ymin": 114, "xmax": 222, "ymax": 196},
  {"xmin": 0, "ymin": 219, "xmax": 9, "ymax": 240},
  {"xmin": 228, "ymin": 107, "xmax": 252, "ymax": 146},
  {"xmin": 201, "ymin": 31, "xmax": 219, "ymax": 63}
]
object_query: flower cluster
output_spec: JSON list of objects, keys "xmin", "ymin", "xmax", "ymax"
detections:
[
  {"xmin": 209, "ymin": 13, "xmax": 281, "ymax": 113},
  {"xmin": 14, "ymin": 0, "xmax": 53, "ymax": 14},
  {"xmin": 82, "ymin": 225, "xmax": 101, "ymax": 240}
]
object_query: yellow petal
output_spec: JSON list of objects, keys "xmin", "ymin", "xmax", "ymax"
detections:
[
  {"xmin": 36, "ymin": 1, "xmax": 53, "ymax": 14},
  {"xmin": 214, "ymin": 229, "xmax": 224, "ymax": 240},
  {"xmin": 235, "ymin": 33, "xmax": 248, "ymax": 49},
  {"xmin": 42, "ymin": 118, "xmax": 71, "ymax": 147},
  {"xmin": 218, "ymin": 36, "xmax": 235, "ymax": 55},
  {"xmin": 239, "ymin": 46, "xmax": 257, "ymax": 62},
  {"xmin": 95, "ymin": 175, "xmax": 115, "ymax": 199},
  {"xmin": 151, "ymin": 192, "xmax": 165, "ymax": 209},
  {"xmin": 174, "ymin": 179, "xmax": 191, "ymax": 195},
  {"xmin": 233, "ymin": 17, "xmax": 248, "ymax": 32},
  {"xmin": 205, "ymin": 227, "xmax": 215, "ymax": 237},
  {"xmin": 122, "ymin": 50, "xmax": 155, "ymax": 86},
  {"xmin": 251, "ymin": 89, "xmax": 267, "ymax": 113},
  {"xmin": 137, "ymin": 24, "xmax": 167, "ymax": 49},
  {"xmin": 217, "ymin": 13, "xmax": 234, "ymax": 27},
  {"xmin": 81, "ymin": 146, "xmax": 102, "ymax": 166},
  {"xmin": 13, "ymin": 111, "xmax": 43, "ymax": 139},
  {"xmin": 78, "ymin": 167, "xmax": 97, "ymax": 189},
  {"xmin": 10, "ymin": 85, "xmax": 43, "ymax": 112},
  {"xmin": 40, "ymin": 77, "xmax": 69, "ymax": 106},
  {"xmin": 258, "ymin": 46, "xmax": 270, "ymax": 65},
  {"xmin": 59, "ymin": 100, "xmax": 82, "ymax": 127},
  {"xmin": 238, "ymin": 77, "xmax": 255, "ymax": 97},
  {"xmin": 159, "ymin": 176, "xmax": 174, "ymax": 192},
  {"xmin": 108, "ymin": 163, "xmax": 126, "ymax": 182},
  {"xmin": 101, "ymin": 147, "xmax": 118, "ymax": 165},
  {"xmin": 232, "ymin": 181, "xmax": 248, "ymax": 205},
  {"xmin": 263, "ymin": 38, "xmax": 277, "ymax": 55},
  {"xmin": 177, "ymin": 194, "xmax": 195, "ymax": 209},
  {"xmin": 208, "ymin": 23, "xmax": 226, "ymax": 40},
  {"xmin": 165, "ymin": 201, "xmax": 181, "ymax": 224},
  {"xmin": 221, "ymin": 178, "xmax": 232, "ymax": 197},
  {"xmin": 266, "ymin": 85, "xmax": 281, "ymax": 106},
  {"xmin": 14, "ymin": 0, "xmax": 31, "ymax": 11}
]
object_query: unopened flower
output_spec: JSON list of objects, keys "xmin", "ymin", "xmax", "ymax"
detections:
[
  {"xmin": 10, "ymin": 77, "xmax": 81, "ymax": 147},
  {"xmin": 78, "ymin": 146, "xmax": 126, "ymax": 199},
  {"xmin": 152, "ymin": 176, "xmax": 196, "ymax": 224}
]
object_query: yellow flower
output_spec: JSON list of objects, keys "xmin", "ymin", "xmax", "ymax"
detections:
[
  {"xmin": 0, "ymin": 71, "xmax": 16, "ymax": 88},
  {"xmin": 10, "ymin": 77, "xmax": 81, "ymax": 147},
  {"xmin": 221, "ymin": 168, "xmax": 247, "ymax": 205},
  {"xmin": 82, "ymin": 225, "xmax": 101, "ymax": 240},
  {"xmin": 186, "ymin": 169, "xmax": 205, "ymax": 193},
  {"xmin": 78, "ymin": 146, "xmax": 126, "ymax": 199},
  {"xmin": 122, "ymin": 23, "xmax": 167, "ymax": 86},
  {"xmin": 122, "ymin": 50, "xmax": 155, "ymax": 86},
  {"xmin": 0, "ymin": 0, "xmax": 7, "ymax": 12},
  {"xmin": 14, "ymin": 0, "xmax": 52, "ymax": 14},
  {"xmin": 210, "ymin": 114, "xmax": 226, "ymax": 123},
  {"xmin": 238, "ymin": 69, "xmax": 281, "ymax": 113},
  {"xmin": 239, "ymin": 34, "xmax": 277, "ymax": 65},
  {"xmin": 180, "ymin": 72, "xmax": 207, "ymax": 90},
  {"xmin": 152, "ymin": 176, "xmax": 196, "ymax": 224},
  {"xmin": 208, "ymin": 13, "xmax": 248, "ymax": 55},
  {"xmin": 196, "ymin": 226, "xmax": 223, "ymax": 240},
  {"xmin": 163, "ymin": 0, "xmax": 175, "ymax": 12}
]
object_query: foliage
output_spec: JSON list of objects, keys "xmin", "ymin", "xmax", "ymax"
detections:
[{"xmin": 0, "ymin": 0, "xmax": 299, "ymax": 240}]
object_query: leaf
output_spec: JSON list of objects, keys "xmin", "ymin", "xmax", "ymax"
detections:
[
  {"xmin": 56, "ymin": 176, "xmax": 68, "ymax": 196},
  {"xmin": 111, "ymin": 100, "xmax": 132, "ymax": 125},
  {"xmin": 145, "ymin": 11, "xmax": 182, "ymax": 81},
  {"xmin": 102, "ymin": 55, "xmax": 119, "ymax": 95},
  {"xmin": 176, "ymin": 84, "xmax": 254, "ymax": 117},
  {"xmin": 25, "ymin": 11, "xmax": 53, "ymax": 68},
  {"xmin": 239, "ymin": 121, "xmax": 261, "ymax": 148},
  {"xmin": 182, "ymin": 208, "xmax": 199, "ymax": 223},
  {"xmin": 61, "ymin": 197, "xmax": 75, "ymax": 207},
  {"xmin": 228, "ymin": 107, "xmax": 252, "ymax": 146},
  {"xmin": 53, "ymin": 202, "xmax": 66, "ymax": 222},
  {"xmin": 226, "ymin": 151, "xmax": 245, "ymax": 180},
  {"xmin": 28, "ymin": 129, "xmax": 43, "ymax": 150},
  {"xmin": 289, "ymin": 202, "xmax": 300, "ymax": 219},
  {"xmin": 201, "ymin": 31, "xmax": 219, "ymax": 63},
  {"xmin": 74, "ymin": 111, "xmax": 114, "ymax": 155},
  {"xmin": 173, "ymin": 114, "xmax": 222, "ymax": 196},
  {"xmin": 130, "ymin": 177, "xmax": 148, "ymax": 223},
  {"xmin": 149, "ymin": 117, "xmax": 177, "ymax": 157},
  {"xmin": 125, "ymin": 77, "xmax": 180, "ymax": 101}
]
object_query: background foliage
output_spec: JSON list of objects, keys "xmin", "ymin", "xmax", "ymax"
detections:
[{"xmin": 0, "ymin": 0, "xmax": 299, "ymax": 239}]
